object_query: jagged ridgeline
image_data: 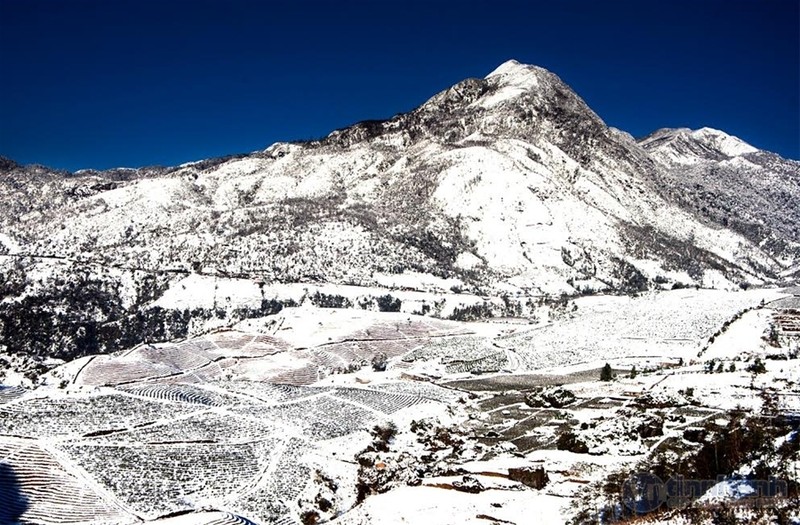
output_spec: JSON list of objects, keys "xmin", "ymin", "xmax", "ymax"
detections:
[{"xmin": 1, "ymin": 60, "xmax": 798, "ymax": 360}]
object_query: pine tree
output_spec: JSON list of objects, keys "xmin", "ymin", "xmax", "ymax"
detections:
[
  {"xmin": 629, "ymin": 365, "xmax": 637, "ymax": 379},
  {"xmin": 600, "ymin": 363, "xmax": 613, "ymax": 381}
]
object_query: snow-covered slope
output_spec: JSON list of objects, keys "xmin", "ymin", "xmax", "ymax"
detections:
[
  {"xmin": 0, "ymin": 60, "xmax": 798, "ymax": 360},
  {"xmin": 640, "ymin": 127, "xmax": 759, "ymax": 163},
  {"xmin": 639, "ymin": 126, "xmax": 800, "ymax": 267}
]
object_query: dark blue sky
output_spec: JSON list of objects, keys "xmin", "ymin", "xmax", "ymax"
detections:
[{"xmin": 1, "ymin": 0, "xmax": 798, "ymax": 171}]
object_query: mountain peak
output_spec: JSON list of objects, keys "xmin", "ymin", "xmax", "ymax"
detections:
[
  {"xmin": 486, "ymin": 59, "xmax": 524, "ymax": 75},
  {"xmin": 639, "ymin": 126, "xmax": 758, "ymax": 162},
  {"xmin": 690, "ymin": 127, "xmax": 758, "ymax": 156},
  {"xmin": 485, "ymin": 59, "xmax": 547, "ymax": 89}
]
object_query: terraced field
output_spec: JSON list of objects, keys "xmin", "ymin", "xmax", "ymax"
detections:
[
  {"xmin": 1, "ymin": 314, "xmax": 466, "ymax": 524},
  {"xmin": 774, "ymin": 311, "xmax": 800, "ymax": 334},
  {"xmin": 3, "ymin": 289, "xmax": 794, "ymax": 524},
  {"xmin": 0, "ymin": 373, "xmax": 448, "ymax": 524},
  {"xmin": 0, "ymin": 440, "xmax": 134, "ymax": 524},
  {"xmin": 498, "ymin": 289, "xmax": 775, "ymax": 370}
]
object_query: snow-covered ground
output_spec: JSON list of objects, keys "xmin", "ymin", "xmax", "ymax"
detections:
[{"xmin": 2, "ymin": 286, "xmax": 799, "ymax": 525}]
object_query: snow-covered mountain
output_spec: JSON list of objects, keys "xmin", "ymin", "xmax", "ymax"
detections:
[
  {"xmin": 1, "ymin": 59, "xmax": 798, "ymax": 360},
  {"xmin": 639, "ymin": 127, "xmax": 800, "ymax": 271}
]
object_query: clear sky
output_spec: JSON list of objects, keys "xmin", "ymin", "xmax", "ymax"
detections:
[{"xmin": 1, "ymin": 0, "xmax": 798, "ymax": 171}]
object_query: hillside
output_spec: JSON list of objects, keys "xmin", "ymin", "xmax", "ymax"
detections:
[{"xmin": 1, "ymin": 59, "xmax": 798, "ymax": 362}]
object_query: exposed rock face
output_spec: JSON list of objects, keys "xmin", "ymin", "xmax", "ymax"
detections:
[
  {"xmin": 508, "ymin": 466, "xmax": 549, "ymax": 489},
  {"xmin": 524, "ymin": 386, "xmax": 577, "ymax": 408},
  {"xmin": 452, "ymin": 475, "xmax": 485, "ymax": 494},
  {"xmin": 1, "ymin": 60, "xmax": 798, "ymax": 361}
]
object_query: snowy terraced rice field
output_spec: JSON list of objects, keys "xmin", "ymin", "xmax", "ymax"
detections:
[
  {"xmin": 88, "ymin": 412, "xmax": 279, "ymax": 444},
  {"xmin": 70, "ymin": 316, "xmax": 470, "ymax": 388},
  {"xmin": 0, "ymin": 376, "xmax": 440, "ymax": 524},
  {"xmin": 117, "ymin": 383, "xmax": 235, "ymax": 406},
  {"xmin": 230, "ymin": 394, "xmax": 381, "ymax": 441},
  {"xmin": 331, "ymin": 386, "xmax": 424, "ymax": 414}
]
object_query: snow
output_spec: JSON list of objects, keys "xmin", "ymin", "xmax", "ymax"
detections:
[
  {"xmin": 641, "ymin": 127, "xmax": 759, "ymax": 161},
  {"xmin": 485, "ymin": 59, "xmax": 543, "ymax": 89},
  {"xmin": 697, "ymin": 479, "xmax": 758, "ymax": 503},
  {"xmin": 691, "ymin": 127, "xmax": 759, "ymax": 157},
  {"xmin": 332, "ymin": 484, "xmax": 567, "ymax": 525},
  {"xmin": 0, "ymin": 232, "xmax": 20, "ymax": 253},
  {"xmin": 702, "ymin": 309, "xmax": 771, "ymax": 361},
  {"xmin": 153, "ymin": 273, "xmax": 263, "ymax": 310},
  {"xmin": 96, "ymin": 178, "xmax": 186, "ymax": 208},
  {"xmin": 372, "ymin": 271, "xmax": 463, "ymax": 293}
]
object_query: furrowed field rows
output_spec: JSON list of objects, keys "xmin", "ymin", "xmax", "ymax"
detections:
[
  {"xmin": 331, "ymin": 387, "xmax": 425, "ymax": 414},
  {"xmin": 346, "ymin": 318, "xmax": 472, "ymax": 341},
  {"xmin": 74, "ymin": 332, "xmax": 293, "ymax": 387},
  {"xmin": 321, "ymin": 338, "xmax": 422, "ymax": 360},
  {"xmin": 205, "ymin": 332, "xmax": 290, "ymax": 357},
  {"xmin": 203, "ymin": 513, "xmax": 261, "ymax": 525},
  {"xmin": 0, "ymin": 441, "xmax": 132, "ymax": 524},
  {"xmin": 149, "ymin": 512, "xmax": 262, "ymax": 525},
  {"xmin": 267, "ymin": 361, "xmax": 321, "ymax": 385},
  {"xmin": 213, "ymin": 381, "xmax": 328, "ymax": 404},
  {"xmin": 371, "ymin": 380, "xmax": 465, "ymax": 403},
  {"xmin": 76, "ymin": 359, "xmax": 179, "ymax": 386},
  {"xmin": 497, "ymin": 290, "xmax": 769, "ymax": 370},
  {"xmin": 0, "ymin": 394, "xmax": 200, "ymax": 438},
  {"xmin": 403, "ymin": 335, "xmax": 499, "ymax": 364},
  {"xmin": 88, "ymin": 412, "xmax": 281, "ymax": 444},
  {"xmin": 226, "ymin": 493, "xmax": 291, "ymax": 525},
  {"xmin": 444, "ymin": 351, "xmax": 509, "ymax": 374},
  {"xmin": 60, "ymin": 441, "xmax": 272, "ymax": 519},
  {"xmin": 0, "ymin": 385, "xmax": 26, "ymax": 405},
  {"xmin": 229, "ymin": 394, "xmax": 378, "ymax": 441},
  {"xmin": 117, "ymin": 382, "xmax": 243, "ymax": 407},
  {"xmin": 270, "ymin": 438, "xmax": 311, "ymax": 502},
  {"xmin": 133, "ymin": 345, "xmax": 211, "ymax": 371}
]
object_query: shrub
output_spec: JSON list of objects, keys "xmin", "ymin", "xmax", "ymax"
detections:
[
  {"xmin": 371, "ymin": 352, "xmax": 388, "ymax": 372},
  {"xmin": 449, "ymin": 302, "xmax": 493, "ymax": 322},
  {"xmin": 370, "ymin": 422, "xmax": 398, "ymax": 452},
  {"xmin": 556, "ymin": 429, "xmax": 589, "ymax": 453},
  {"xmin": 309, "ymin": 292, "xmax": 352, "ymax": 309},
  {"xmin": 376, "ymin": 294, "xmax": 401, "ymax": 312},
  {"xmin": 300, "ymin": 510, "xmax": 320, "ymax": 525},
  {"xmin": 747, "ymin": 357, "xmax": 767, "ymax": 374}
]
